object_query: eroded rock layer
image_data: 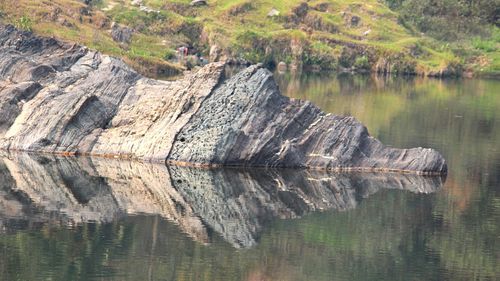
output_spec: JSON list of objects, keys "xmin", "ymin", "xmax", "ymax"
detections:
[
  {"xmin": 0, "ymin": 25, "xmax": 447, "ymax": 174},
  {"xmin": 0, "ymin": 152, "xmax": 444, "ymax": 248}
]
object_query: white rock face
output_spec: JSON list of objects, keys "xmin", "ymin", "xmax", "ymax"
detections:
[{"xmin": 267, "ymin": 8, "xmax": 280, "ymax": 17}]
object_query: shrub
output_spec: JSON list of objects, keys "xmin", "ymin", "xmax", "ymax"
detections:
[
  {"xmin": 354, "ymin": 56, "xmax": 370, "ymax": 70},
  {"xmin": 14, "ymin": 16, "xmax": 33, "ymax": 32},
  {"xmin": 472, "ymin": 37, "xmax": 497, "ymax": 52},
  {"xmin": 389, "ymin": 0, "xmax": 498, "ymax": 41},
  {"xmin": 303, "ymin": 42, "xmax": 337, "ymax": 69},
  {"xmin": 164, "ymin": 49, "xmax": 176, "ymax": 60}
]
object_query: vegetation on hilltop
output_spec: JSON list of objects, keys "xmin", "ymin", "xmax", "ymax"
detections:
[
  {"xmin": 386, "ymin": 0, "xmax": 500, "ymax": 76},
  {"xmin": 0, "ymin": 0, "xmax": 498, "ymax": 78}
]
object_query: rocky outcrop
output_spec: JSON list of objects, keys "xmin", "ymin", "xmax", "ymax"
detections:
[
  {"xmin": 110, "ymin": 23, "xmax": 133, "ymax": 44},
  {"xmin": 0, "ymin": 25, "xmax": 447, "ymax": 174},
  {"xmin": 0, "ymin": 152, "xmax": 444, "ymax": 247}
]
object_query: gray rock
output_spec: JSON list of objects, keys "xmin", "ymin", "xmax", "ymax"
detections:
[
  {"xmin": 292, "ymin": 2, "xmax": 309, "ymax": 18},
  {"xmin": 0, "ymin": 25, "xmax": 447, "ymax": 175},
  {"xmin": 139, "ymin": 5, "xmax": 160, "ymax": 13},
  {"xmin": 351, "ymin": 15, "xmax": 361, "ymax": 26},
  {"xmin": 209, "ymin": 44, "xmax": 221, "ymax": 62},
  {"xmin": 111, "ymin": 24, "xmax": 133, "ymax": 43},
  {"xmin": 168, "ymin": 65, "xmax": 446, "ymax": 174},
  {"xmin": 190, "ymin": 0, "xmax": 207, "ymax": 7},
  {"xmin": 131, "ymin": 0, "xmax": 142, "ymax": 6}
]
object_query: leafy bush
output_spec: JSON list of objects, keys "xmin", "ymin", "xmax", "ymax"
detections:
[
  {"xmin": 354, "ymin": 56, "xmax": 370, "ymax": 70},
  {"xmin": 303, "ymin": 42, "xmax": 338, "ymax": 69},
  {"xmin": 339, "ymin": 47, "xmax": 357, "ymax": 68}
]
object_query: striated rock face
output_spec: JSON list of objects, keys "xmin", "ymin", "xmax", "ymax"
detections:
[
  {"xmin": 0, "ymin": 152, "xmax": 444, "ymax": 248},
  {"xmin": 0, "ymin": 25, "xmax": 447, "ymax": 174}
]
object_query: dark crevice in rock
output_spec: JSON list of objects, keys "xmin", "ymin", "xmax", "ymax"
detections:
[{"xmin": 0, "ymin": 81, "xmax": 42, "ymax": 136}]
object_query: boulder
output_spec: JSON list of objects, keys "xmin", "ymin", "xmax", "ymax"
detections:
[
  {"xmin": 267, "ymin": 8, "xmax": 280, "ymax": 17},
  {"xmin": 111, "ymin": 24, "xmax": 133, "ymax": 43},
  {"xmin": 209, "ymin": 44, "xmax": 221, "ymax": 62},
  {"xmin": 190, "ymin": 0, "xmax": 207, "ymax": 7},
  {"xmin": 131, "ymin": 0, "xmax": 142, "ymax": 6}
]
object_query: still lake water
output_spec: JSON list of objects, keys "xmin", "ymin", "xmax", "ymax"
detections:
[{"xmin": 0, "ymin": 72, "xmax": 499, "ymax": 281}]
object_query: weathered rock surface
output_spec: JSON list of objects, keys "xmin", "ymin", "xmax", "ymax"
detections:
[
  {"xmin": 110, "ymin": 23, "xmax": 133, "ymax": 44},
  {"xmin": 0, "ymin": 25, "xmax": 447, "ymax": 174},
  {"xmin": 0, "ymin": 152, "xmax": 444, "ymax": 247}
]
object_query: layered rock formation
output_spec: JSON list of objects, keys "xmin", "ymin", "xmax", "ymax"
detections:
[
  {"xmin": 0, "ymin": 25, "xmax": 447, "ymax": 174},
  {"xmin": 0, "ymin": 152, "xmax": 444, "ymax": 248}
]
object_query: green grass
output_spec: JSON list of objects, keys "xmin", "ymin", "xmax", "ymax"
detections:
[{"xmin": 1, "ymin": 0, "xmax": 498, "ymax": 77}]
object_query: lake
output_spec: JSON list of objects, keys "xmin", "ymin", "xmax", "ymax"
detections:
[{"xmin": 0, "ymin": 72, "xmax": 499, "ymax": 281}]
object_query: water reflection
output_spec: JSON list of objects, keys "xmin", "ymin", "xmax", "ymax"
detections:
[
  {"xmin": 0, "ymin": 152, "xmax": 443, "ymax": 248},
  {"xmin": 1, "ymin": 73, "xmax": 499, "ymax": 281},
  {"xmin": 275, "ymin": 72, "xmax": 500, "ymax": 281}
]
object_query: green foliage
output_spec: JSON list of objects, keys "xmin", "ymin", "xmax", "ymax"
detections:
[
  {"xmin": 240, "ymin": 50, "xmax": 266, "ymax": 64},
  {"xmin": 339, "ymin": 47, "xmax": 356, "ymax": 68},
  {"xmin": 471, "ymin": 27, "xmax": 500, "ymax": 54},
  {"xmin": 234, "ymin": 30, "xmax": 271, "ymax": 63},
  {"xmin": 163, "ymin": 49, "xmax": 176, "ymax": 60},
  {"xmin": 110, "ymin": 7, "xmax": 166, "ymax": 31},
  {"xmin": 235, "ymin": 29, "xmax": 267, "ymax": 48},
  {"xmin": 3, "ymin": 0, "xmax": 496, "ymax": 76},
  {"xmin": 389, "ymin": 0, "xmax": 500, "ymax": 40},
  {"xmin": 354, "ymin": 55, "xmax": 370, "ymax": 70},
  {"xmin": 302, "ymin": 42, "xmax": 338, "ymax": 69},
  {"xmin": 472, "ymin": 37, "xmax": 497, "ymax": 52},
  {"xmin": 14, "ymin": 15, "xmax": 32, "ymax": 31}
]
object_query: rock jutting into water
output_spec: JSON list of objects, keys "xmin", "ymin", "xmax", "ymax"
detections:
[
  {"xmin": 0, "ymin": 152, "xmax": 444, "ymax": 248},
  {"xmin": 0, "ymin": 25, "xmax": 447, "ymax": 174}
]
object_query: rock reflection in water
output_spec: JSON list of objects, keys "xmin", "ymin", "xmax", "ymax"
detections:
[{"xmin": 0, "ymin": 152, "xmax": 444, "ymax": 248}]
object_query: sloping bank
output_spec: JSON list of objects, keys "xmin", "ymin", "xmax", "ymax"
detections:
[{"xmin": 0, "ymin": 25, "xmax": 447, "ymax": 175}]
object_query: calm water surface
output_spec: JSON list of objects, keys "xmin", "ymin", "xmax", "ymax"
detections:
[{"xmin": 0, "ymin": 72, "xmax": 499, "ymax": 281}]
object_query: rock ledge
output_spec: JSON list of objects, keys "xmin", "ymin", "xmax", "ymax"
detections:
[{"xmin": 0, "ymin": 25, "xmax": 447, "ymax": 175}]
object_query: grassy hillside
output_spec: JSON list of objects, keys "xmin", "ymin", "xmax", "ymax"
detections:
[{"xmin": 0, "ymin": 0, "xmax": 498, "ymax": 78}]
